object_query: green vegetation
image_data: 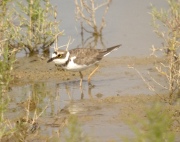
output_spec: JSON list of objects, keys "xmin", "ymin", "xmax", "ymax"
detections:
[
  {"xmin": 126, "ymin": 0, "xmax": 180, "ymax": 141},
  {"xmin": 0, "ymin": 47, "xmax": 15, "ymax": 140},
  {"xmin": 11, "ymin": 0, "xmax": 62, "ymax": 54},
  {"xmin": 0, "ymin": 47, "xmax": 15, "ymax": 90},
  {"xmin": 0, "ymin": 0, "xmax": 16, "ymax": 133},
  {"xmin": 151, "ymin": 0, "xmax": 180, "ymax": 102},
  {"xmin": 64, "ymin": 115, "xmax": 90, "ymax": 142},
  {"xmin": 123, "ymin": 104, "xmax": 175, "ymax": 142},
  {"xmin": 0, "ymin": 0, "xmax": 62, "ymax": 140},
  {"xmin": 124, "ymin": 1, "xmax": 180, "ymax": 141},
  {"xmin": 1, "ymin": 0, "xmax": 62, "ymax": 56}
]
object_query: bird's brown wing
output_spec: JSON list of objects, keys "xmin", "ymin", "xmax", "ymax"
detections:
[
  {"xmin": 69, "ymin": 45, "xmax": 121, "ymax": 65},
  {"xmin": 69, "ymin": 48, "xmax": 102, "ymax": 65}
]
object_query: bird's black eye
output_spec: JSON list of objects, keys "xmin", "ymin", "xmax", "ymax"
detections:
[{"xmin": 58, "ymin": 54, "xmax": 62, "ymax": 58}]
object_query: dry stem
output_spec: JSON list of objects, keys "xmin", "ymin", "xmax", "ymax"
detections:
[{"xmin": 74, "ymin": 0, "xmax": 112, "ymax": 35}]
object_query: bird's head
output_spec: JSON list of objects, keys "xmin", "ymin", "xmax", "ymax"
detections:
[{"xmin": 47, "ymin": 50, "xmax": 70, "ymax": 65}]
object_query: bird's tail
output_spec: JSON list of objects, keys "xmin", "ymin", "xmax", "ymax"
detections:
[{"xmin": 103, "ymin": 44, "xmax": 122, "ymax": 56}]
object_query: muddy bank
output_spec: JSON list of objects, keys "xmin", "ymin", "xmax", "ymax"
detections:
[{"xmin": 12, "ymin": 55, "xmax": 161, "ymax": 86}]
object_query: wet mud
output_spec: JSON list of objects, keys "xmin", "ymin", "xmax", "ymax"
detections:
[
  {"xmin": 12, "ymin": 55, "xmax": 160, "ymax": 86},
  {"xmin": 8, "ymin": 55, "xmax": 180, "ymax": 141}
]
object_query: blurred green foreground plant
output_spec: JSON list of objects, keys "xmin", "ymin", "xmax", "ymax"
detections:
[
  {"xmin": 0, "ymin": 0, "xmax": 16, "ymax": 139},
  {"xmin": 123, "ymin": 104, "xmax": 175, "ymax": 142},
  {"xmin": 0, "ymin": 46, "xmax": 15, "ymax": 140},
  {"xmin": 64, "ymin": 115, "xmax": 90, "ymax": 142}
]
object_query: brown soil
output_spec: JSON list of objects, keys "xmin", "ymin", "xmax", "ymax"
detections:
[{"xmin": 12, "ymin": 55, "xmax": 160, "ymax": 85}]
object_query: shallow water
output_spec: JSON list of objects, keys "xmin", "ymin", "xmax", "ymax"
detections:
[{"xmin": 49, "ymin": 0, "xmax": 167, "ymax": 56}]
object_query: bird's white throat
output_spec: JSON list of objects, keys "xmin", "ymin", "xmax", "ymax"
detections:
[{"xmin": 52, "ymin": 51, "xmax": 70, "ymax": 65}]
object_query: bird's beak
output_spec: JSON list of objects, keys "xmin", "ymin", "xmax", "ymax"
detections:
[{"xmin": 47, "ymin": 58, "xmax": 54, "ymax": 63}]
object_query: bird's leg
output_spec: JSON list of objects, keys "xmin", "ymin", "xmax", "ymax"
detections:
[
  {"xmin": 88, "ymin": 64, "xmax": 99, "ymax": 87},
  {"xmin": 79, "ymin": 71, "xmax": 83, "ymax": 87}
]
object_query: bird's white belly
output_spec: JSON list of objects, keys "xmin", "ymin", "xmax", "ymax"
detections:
[{"xmin": 63, "ymin": 59, "xmax": 89, "ymax": 71}]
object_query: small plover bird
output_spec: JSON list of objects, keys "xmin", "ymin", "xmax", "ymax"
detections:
[{"xmin": 47, "ymin": 44, "xmax": 121, "ymax": 87}]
